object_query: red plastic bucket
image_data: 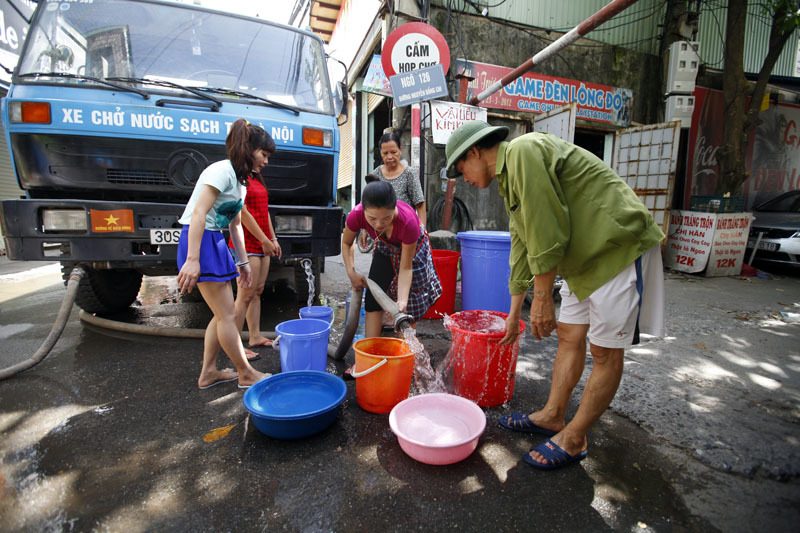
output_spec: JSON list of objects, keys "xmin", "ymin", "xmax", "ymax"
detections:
[
  {"xmin": 422, "ymin": 249, "xmax": 460, "ymax": 319},
  {"xmin": 444, "ymin": 310, "xmax": 525, "ymax": 407}
]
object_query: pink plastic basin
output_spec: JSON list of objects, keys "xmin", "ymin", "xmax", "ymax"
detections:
[{"xmin": 389, "ymin": 393, "xmax": 486, "ymax": 465}]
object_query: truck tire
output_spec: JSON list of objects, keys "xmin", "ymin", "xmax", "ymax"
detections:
[
  {"xmin": 61, "ymin": 265, "xmax": 143, "ymax": 314},
  {"xmin": 294, "ymin": 258, "xmax": 322, "ymax": 306}
]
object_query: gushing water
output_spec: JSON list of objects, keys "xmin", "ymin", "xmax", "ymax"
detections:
[
  {"xmin": 401, "ymin": 326, "xmax": 447, "ymax": 394},
  {"xmin": 300, "ymin": 258, "xmax": 315, "ymax": 308}
]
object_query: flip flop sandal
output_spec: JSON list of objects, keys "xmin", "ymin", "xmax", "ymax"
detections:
[
  {"xmin": 198, "ymin": 376, "xmax": 238, "ymax": 390},
  {"xmin": 498, "ymin": 412, "xmax": 558, "ymax": 436},
  {"xmin": 523, "ymin": 439, "xmax": 588, "ymax": 470},
  {"xmin": 245, "ymin": 349, "xmax": 261, "ymax": 362},
  {"xmin": 249, "ymin": 339, "xmax": 273, "ymax": 347}
]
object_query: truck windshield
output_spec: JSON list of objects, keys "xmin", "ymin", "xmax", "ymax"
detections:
[{"xmin": 15, "ymin": 0, "xmax": 333, "ymax": 115}]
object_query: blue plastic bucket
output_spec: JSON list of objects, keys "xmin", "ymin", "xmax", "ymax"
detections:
[
  {"xmin": 456, "ymin": 231, "xmax": 511, "ymax": 313},
  {"xmin": 274, "ymin": 318, "xmax": 331, "ymax": 372},
  {"xmin": 299, "ymin": 306, "xmax": 333, "ymax": 324}
]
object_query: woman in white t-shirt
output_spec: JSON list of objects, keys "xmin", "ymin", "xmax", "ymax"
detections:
[{"xmin": 177, "ymin": 118, "xmax": 275, "ymax": 390}]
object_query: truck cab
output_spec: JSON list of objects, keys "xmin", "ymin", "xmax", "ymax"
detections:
[{"xmin": 0, "ymin": 0, "xmax": 343, "ymax": 312}]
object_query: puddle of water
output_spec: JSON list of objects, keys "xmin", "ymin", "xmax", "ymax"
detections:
[{"xmin": 0, "ymin": 323, "xmax": 35, "ymax": 339}]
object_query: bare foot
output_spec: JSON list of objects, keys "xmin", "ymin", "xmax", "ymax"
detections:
[
  {"xmin": 238, "ymin": 369, "xmax": 270, "ymax": 389},
  {"xmin": 198, "ymin": 368, "xmax": 238, "ymax": 389},
  {"xmin": 247, "ymin": 337, "xmax": 273, "ymax": 347}
]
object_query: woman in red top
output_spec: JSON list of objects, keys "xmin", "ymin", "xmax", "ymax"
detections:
[{"xmin": 235, "ymin": 172, "xmax": 281, "ymax": 355}]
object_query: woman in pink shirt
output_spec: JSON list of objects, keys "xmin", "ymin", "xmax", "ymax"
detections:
[{"xmin": 342, "ymin": 181, "xmax": 442, "ymax": 337}]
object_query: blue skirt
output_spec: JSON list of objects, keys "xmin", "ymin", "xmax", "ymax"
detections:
[{"xmin": 177, "ymin": 226, "xmax": 238, "ymax": 283}]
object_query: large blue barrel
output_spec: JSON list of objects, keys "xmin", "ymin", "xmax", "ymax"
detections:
[{"xmin": 456, "ymin": 231, "xmax": 511, "ymax": 313}]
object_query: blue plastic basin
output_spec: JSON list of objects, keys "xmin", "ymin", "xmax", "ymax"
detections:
[{"xmin": 242, "ymin": 371, "xmax": 347, "ymax": 439}]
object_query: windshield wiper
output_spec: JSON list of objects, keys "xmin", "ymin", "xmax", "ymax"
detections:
[
  {"xmin": 106, "ymin": 77, "xmax": 222, "ymax": 108},
  {"xmin": 195, "ymin": 86, "xmax": 300, "ymax": 116},
  {"xmin": 17, "ymin": 72, "xmax": 150, "ymax": 99}
]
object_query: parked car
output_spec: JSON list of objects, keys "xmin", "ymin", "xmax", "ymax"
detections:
[{"xmin": 746, "ymin": 190, "xmax": 800, "ymax": 267}]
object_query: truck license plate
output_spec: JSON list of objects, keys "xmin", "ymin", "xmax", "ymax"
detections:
[{"xmin": 150, "ymin": 228, "xmax": 182, "ymax": 244}]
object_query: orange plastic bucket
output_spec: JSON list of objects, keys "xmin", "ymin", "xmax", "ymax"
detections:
[{"xmin": 352, "ymin": 338, "xmax": 416, "ymax": 414}]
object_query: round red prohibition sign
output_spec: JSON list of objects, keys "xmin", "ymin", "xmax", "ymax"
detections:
[{"xmin": 381, "ymin": 22, "xmax": 451, "ymax": 78}]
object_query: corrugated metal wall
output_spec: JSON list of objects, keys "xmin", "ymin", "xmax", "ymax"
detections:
[
  {"xmin": 696, "ymin": 1, "xmax": 798, "ymax": 76},
  {"xmin": 435, "ymin": 0, "xmax": 798, "ymax": 76},
  {"xmin": 0, "ymin": 121, "xmax": 20, "ymax": 201},
  {"xmin": 0, "ymin": 119, "xmax": 22, "ymax": 249},
  {"xmin": 437, "ymin": 0, "xmax": 666, "ymax": 55},
  {"xmin": 337, "ymin": 99, "xmax": 354, "ymax": 190},
  {"xmin": 367, "ymin": 92, "xmax": 384, "ymax": 113}
]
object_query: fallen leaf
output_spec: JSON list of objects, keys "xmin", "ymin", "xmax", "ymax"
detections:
[
  {"xmin": 694, "ymin": 343, "xmax": 708, "ymax": 350},
  {"xmin": 203, "ymin": 424, "xmax": 236, "ymax": 442},
  {"xmin": 633, "ymin": 462, "xmax": 641, "ymax": 471}
]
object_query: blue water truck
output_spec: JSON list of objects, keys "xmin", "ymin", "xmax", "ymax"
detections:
[{"xmin": 0, "ymin": 0, "xmax": 344, "ymax": 312}]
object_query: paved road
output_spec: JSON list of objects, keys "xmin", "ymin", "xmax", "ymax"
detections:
[{"xmin": 0, "ymin": 252, "xmax": 798, "ymax": 531}]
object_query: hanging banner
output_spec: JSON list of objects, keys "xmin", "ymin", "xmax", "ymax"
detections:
[
  {"xmin": 361, "ymin": 54, "xmax": 392, "ymax": 97},
  {"xmin": 430, "ymin": 101, "xmax": 487, "ymax": 145},
  {"xmin": 706, "ymin": 212, "xmax": 752, "ymax": 277},
  {"xmin": 454, "ymin": 59, "xmax": 633, "ymax": 127},
  {"xmin": 665, "ymin": 210, "xmax": 752, "ymax": 276},
  {"xmin": 665, "ymin": 210, "xmax": 716, "ymax": 273},
  {"xmin": 686, "ymin": 87, "xmax": 800, "ymax": 210}
]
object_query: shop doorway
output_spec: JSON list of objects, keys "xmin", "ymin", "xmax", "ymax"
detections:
[
  {"xmin": 368, "ymin": 98, "xmax": 391, "ymax": 172},
  {"xmin": 533, "ymin": 102, "xmax": 613, "ymax": 162},
  {"xmin": 574, "ymin": 129, "xmax": 608, "ymax": 160}
]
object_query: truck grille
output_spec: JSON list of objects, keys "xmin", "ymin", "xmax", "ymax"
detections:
[{"xmin": 107, "ymin": 169, "xmax": 170, "ymax": 186}]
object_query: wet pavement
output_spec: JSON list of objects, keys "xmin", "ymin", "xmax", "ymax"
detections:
[{"xmin": 0, "ymin": 251, "xmax": 799, "ymax": 531}]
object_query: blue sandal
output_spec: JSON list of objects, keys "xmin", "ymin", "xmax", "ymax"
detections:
[
  {"xmin": 498, "ymin": 412, "xmax": 557, "ymax": 436},
  {"xmin": 523, "ymin": 438, "xmax": 588, "ymax": 470}
]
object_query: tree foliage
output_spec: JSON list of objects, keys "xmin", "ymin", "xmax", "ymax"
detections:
[{"xmin": 717, "ymin": 0, "xmax": 800, "ymax": 195}]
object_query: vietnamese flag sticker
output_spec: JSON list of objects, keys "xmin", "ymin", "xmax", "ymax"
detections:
[{"xmin": 90, "ymin": 209, "xmax": 135, "ymax": 232}]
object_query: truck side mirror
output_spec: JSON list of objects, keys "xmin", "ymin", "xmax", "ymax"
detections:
[{"xmin": 336, "ymin": 81, "xmax": 349, "ymax": 126}]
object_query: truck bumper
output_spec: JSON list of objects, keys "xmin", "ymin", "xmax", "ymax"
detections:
[{"xmin": 0, "ymin": 199, "xmax": 342, "ymax": 272}]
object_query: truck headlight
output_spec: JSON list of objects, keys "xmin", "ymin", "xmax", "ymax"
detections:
[
  {"xmin": 42, "ymin": 209, "xmax": 87, "ymax": 232},
  {"xmin": 274, "ymin": 215, "xmax": 312, "ymax": 235},
  {"xmin": 302, "ymin": 127, "xmax": 332, "ymax": 148},
  {"xmin": 9, "ymin": 101, "xmax": 52, "ymax": 124}
]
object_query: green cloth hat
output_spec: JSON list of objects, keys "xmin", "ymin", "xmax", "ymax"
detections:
[{"xmin": 445, "ymin": 120, "xmax": 509, "ymax": 174}]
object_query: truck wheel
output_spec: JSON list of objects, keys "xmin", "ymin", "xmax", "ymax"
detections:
[
  {"xmin": 61, "ymin": 265, "xmax": 143, "ymax": 314},
  {"xmin": 294, "ymin": 258, "xmax": 322, "ymax": 306}
]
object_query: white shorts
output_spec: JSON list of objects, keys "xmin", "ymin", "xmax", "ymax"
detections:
[{"xmin": 558, "ymin": 245, "xmax": 665, "ymax": 349}]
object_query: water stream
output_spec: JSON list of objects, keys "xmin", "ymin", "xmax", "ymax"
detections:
[
  {"xmin": 400, "ymin": 326, "xmax": 447, "ymax": 395},
  {"xmin": 300, "ymin": 258, "xmax": 315, "ymax": 308}
]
